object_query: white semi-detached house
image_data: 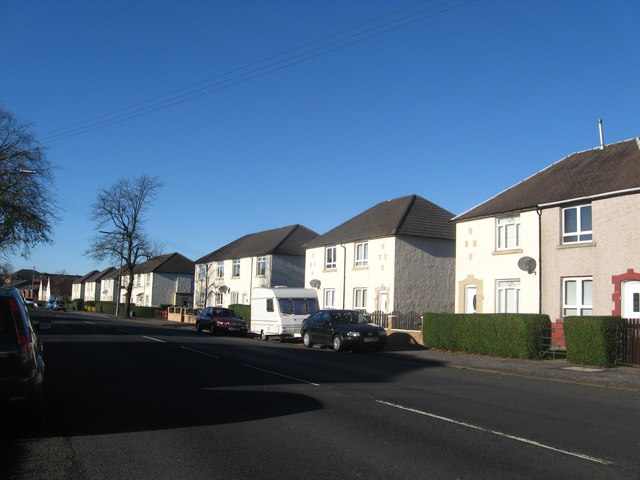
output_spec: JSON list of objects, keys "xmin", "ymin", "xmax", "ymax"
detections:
[
  {"xmin": 119, "ymin": 252, "xmax": 195, "ymax": 307},
  {"xmin": 83, "ymin": 267, "xmax": 117, "ymax": 302},
  {"xmin": 454, "ymin": 136, "xmax": 640, "ymax": 323},
  {"xmin": 304, "ymin": 194, "xmax": 456, "ymax": 314},
  {"xmin": 194, "ymin": 224, "xmax": 318, "ymax": 308},
  {"xmin": 71, "ymin": 269, "xmax": 99, "ymax": 301}
]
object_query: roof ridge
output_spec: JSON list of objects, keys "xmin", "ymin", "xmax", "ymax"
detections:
[
  {"xmin": 270, "ymin": 224, "xmax": 298, "ymax": 253},
  {"xmin": 392, "ymin": 194, "xmax": 417, "ymax": 234}
]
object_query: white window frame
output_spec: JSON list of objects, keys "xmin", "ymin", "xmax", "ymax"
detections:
[
  {"xmin": 216, "ymin": 261, "xmax": 224, "ymax": 278},
  {"xmin": 562, "ymin": 205, "xmax": 592, "ymax": 244},
  {"xmin": 231, "ymin": 291, "xmax": 239, "ymax": 304},
  {"xmin": 214, "ymin": 293, "xmax": 223, "ymax": 306},
  {"xmin": 324, "ymin": 289, "xmax": 335, "ymax": 309},
  {"xmin": 354, "ymin": 288, "xmax": 367, "ymax": 310},
  {"xmin": 355, "ymin": 242, "xmax": 368, "ymax": 267},
  {"xmin": 256, "ymin": 256, "xmax": 267, "ymax": 276},
  {"xmin": 198, "ymin": 264, "xmax": 206, "ymax": 280},
  {"xmin": 232, "ymin": 259, "xmax": 241, "ymax": 278},
  {"xmin": 562, "ymin": 277, "xmax": 593, "ymax": 316},
  {"xmin": 325, "ymin": 247, "xmax": 337, "ymax": 269},
  {"xmin": 496, "ymin": 280, "xmax": 520, "ymax": 313},
  {"xmin": 496, "ymin": 215, "xmax": 520, "ymax": 250}
]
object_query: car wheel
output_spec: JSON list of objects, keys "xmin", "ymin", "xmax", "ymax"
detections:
[
  {"xmin": 196, "ymin": 322, "xmax": 202, "ymax": 333},
  {"xmin": 303, "ymin": 331, "xmax": 313, "ymax": 348},
  {"xmin": 333, "ymin": 335, "xmax": 344, "ymax": 352},
  {"xmin": 261, "ymin": 330, "xmax": 269, "ymax": 341}
]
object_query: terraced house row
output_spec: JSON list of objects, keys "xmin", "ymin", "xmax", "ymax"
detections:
[{"xmin": 73, "ymin": 136, "xmax": 640, "ymax": 327}]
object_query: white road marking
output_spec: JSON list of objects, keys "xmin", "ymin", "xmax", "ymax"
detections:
[
  {"xmin": 180, "ymin": 346, "xmax": 219, "ymax": 359},
  {"xmin": 142, "ymin": 336, "xmax": 165, "ymax": 343},
  {"xmin": 241, "ymin": 364, "xmax": 320, "ymax": 387},
  {"xmin": 376, "ymin": 400, "xmax": 611, "ymax": 466}
]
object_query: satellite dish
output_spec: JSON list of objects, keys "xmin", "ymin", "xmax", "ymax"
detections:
[
  {"xmin": 310, "ymin": 279, "xmax": 321, "ymax": 289},
  {"xmin": 218, "ymin": 285, "xmax": 229, "ymax": 293},
  {"xmin": 517, "ymin": 256, "xmax": 537, "ymax": 274}
]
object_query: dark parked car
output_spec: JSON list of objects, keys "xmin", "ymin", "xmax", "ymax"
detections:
[
  {"xmin": 0, "ymin": 286, "xmax": 50, "ymax": 420},
  {"xmin": 196, "ymin": 307, "xmax": 248, "ymax": 336},
  {"xmin": 301, "ymin": 309, "xmax": 387, "ymax": 352}
]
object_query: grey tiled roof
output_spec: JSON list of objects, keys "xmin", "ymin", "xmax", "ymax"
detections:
[
  {"xmin": 73, "ymin": 270, "xmax": 100, "ymax": 284},
  {"xmin": 195, "ymin": 224, "xmax": 318, "ymax": 264},
  {"xmin": 134, "ymin": 252, "xmax": 194, "ymax": 275},
  {"xmin": 304, "ymin": 194, "xmax": 455, "ymax": 248},
  {"xmin": 455, "ymin": 138, "xmax": 640, "ymax": 221}
]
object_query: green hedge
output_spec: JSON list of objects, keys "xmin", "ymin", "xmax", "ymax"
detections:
[
  {"xmin": 127, "ymin": 306, "xmax": 157, "ymax": 318},
  {"xmin": 230, "ymin": 304, "xmax": 251, "ymax": 325},
  {"xmin": 423, "ymin": 313, "xmax": 551, "ymax": 359},
  {"xmin": 564, "ymin": 316, "xmax": 625, "ymax": 367},
  {"xmin": 94, "ymin": 302, "xmax": 125, "ymax": 314},
  {"xmin": 68, "ymin": 300, "xmax": 84, "ymax": 311}
]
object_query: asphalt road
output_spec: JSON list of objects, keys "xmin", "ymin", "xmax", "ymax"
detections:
[{"xmin": 2, "ymin": 309, "xmax": 639, "ymax": 479}]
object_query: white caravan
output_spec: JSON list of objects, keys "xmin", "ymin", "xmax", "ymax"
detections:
[{"xmin": 250, "ymin": 287, "xmax": 319, "ymax": 341}]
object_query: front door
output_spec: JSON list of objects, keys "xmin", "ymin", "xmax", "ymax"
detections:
[
  {"xmin": 465, "ymin": 285, "xmax": 477, "ymax": 313},
  {"xmin": 378, "ymin": 291, "xmax": 388, "ymax": 313},
  {"xmin": 622, "ymin": 281, "xmax": 640, "ymax": 319}
]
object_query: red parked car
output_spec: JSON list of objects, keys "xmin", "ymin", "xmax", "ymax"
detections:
[{"xmin": 195, "ymin": 307, "xmax": 248, "ymax": 336}]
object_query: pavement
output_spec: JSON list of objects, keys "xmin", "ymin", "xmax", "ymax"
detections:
[{"xmin": 71, "ymin": 311, "xmax": 640, "ymax": 394}]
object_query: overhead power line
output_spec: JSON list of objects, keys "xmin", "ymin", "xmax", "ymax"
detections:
[{"xmin": 41, "ymin": 0, "xmax": 476, "ymax": 143}]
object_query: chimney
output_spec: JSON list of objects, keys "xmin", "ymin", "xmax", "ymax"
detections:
[{"xmin": 598, "ymin": 119, "xmax": 605, "ymax": 150}]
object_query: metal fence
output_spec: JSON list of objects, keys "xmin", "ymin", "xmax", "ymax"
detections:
[
  {"xmin": 366, "ymin": 311, "xmax": 422, "ymax": 331},
  {"xmin": 620, "ymin": 319, "xmax": 640, "ymax": 366}
]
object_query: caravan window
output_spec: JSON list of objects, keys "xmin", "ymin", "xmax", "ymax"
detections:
[
  {"xmin": 267, "ymin": 299, "xmax": 274, "ymax": 312},
  {"xmin": 278, "ymin": 298, "xmax": 319, "ymax": 315},
  {"xmin": 278, "ymin": 299, "xmax": 293, "ymax": 314}
]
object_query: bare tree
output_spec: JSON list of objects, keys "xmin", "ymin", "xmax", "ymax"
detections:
[
  {"xmin": 0, "ymin": 108, "xmax": 56, "ymax": 258},
  {"xmin": 0, "ymin": 260, "xmax": 13, "ymax": 285},
  {"xmin": 85, "ymin": 174, "xmax": 163, "ymax": 316}
]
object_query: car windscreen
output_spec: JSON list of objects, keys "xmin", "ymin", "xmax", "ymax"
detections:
[
  {"xmin": 212, "ymin": 308, "xmax": 239, "ymax": 318},
  {"xmin": 330, "ymin": 311, "xmax": 369, "ymax": 325}
]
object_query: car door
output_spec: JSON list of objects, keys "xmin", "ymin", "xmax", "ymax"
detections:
[{"xmin": 315, "ymin": 311, "xmax": 334, "ymax": 345}]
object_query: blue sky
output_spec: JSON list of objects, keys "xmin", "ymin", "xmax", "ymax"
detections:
[{"xmin": 2, "ymin": 0, "xmax": 639, "ymax": 276}]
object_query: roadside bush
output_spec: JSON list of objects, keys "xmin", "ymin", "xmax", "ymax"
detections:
[
  {"xmin": 68, "ymin": 300, "xmax": 84, "ymax": 311},
  {"xmin": 564, "ymin": 316, "xmax": 625, "ymax": 367},
  {"xmin": 422, "ymin": 313, "xmax": 550, "ymax": 359},
  {"xmin": 94, "ymin": 302, "xmax": 122, "ymax": 314},
  {"xmin": 230, "ymin": 304, "xmax": 251, "ymax": 325},
  {"xmin": 127, "ymin": 306, "xmax": 157, "ymax": 318}
]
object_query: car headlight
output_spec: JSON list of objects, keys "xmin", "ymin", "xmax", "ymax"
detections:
[{"xmin": 346, "ymin": 331, "xmax": 361, "ymax": 338}]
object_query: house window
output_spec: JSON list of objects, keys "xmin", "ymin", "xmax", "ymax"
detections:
[
  {"xmin": 146, "ymin": 274, "xmax": 151, "ymax": 286},
  {"xmin": 216, "ymin": 261, "xmax": 224, "ymax": 278},
  {"xmin": 325, "ymin": 247, "xmax": 337, "ymax": 269},
  {"xmin": 563, "ymin": 277, "xmax": 593, "ymax": 316},
  {"xmin": 354, "ymin": 288, "xmax": 367, "ymax": 310},
  {"xmin": 232, "ymin": 259, "xmax": 240, "ymax": 277},
  {"xmin": 497, "ymin": 280, "xmax": 520, "ymax": 313},
  {"xmin": 257, "ymin": 256, "xmax": 266, "ymax": 276},
  {"xmin": 324, "ymin": 289, "xmax": 335, "ymax": 309},
  {"xmin": 198, "ymin": 264, "xmax": 206, "ymax": 279},
  {"xmin": 497, "ymin": 215, "xmax": 520, "ymax": 250},
  {"xmin": 563, "ymin": 205, "xmax": 592, "ymax": 243},
  {"xmin": 231, "ymin": 291, "xmax": 239, "ymax": 304},
  {"xmin": 214, "ymin": 293, "xmax": 223, "ymax": 306},
  {"xmin": 355, "ymin": 242, "xmax": 368, "ymax": 267}
]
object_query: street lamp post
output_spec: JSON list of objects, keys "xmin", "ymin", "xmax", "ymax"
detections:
[{"xmin": 100, "ymin": 230, "xmax": 124, "ymax": 319}]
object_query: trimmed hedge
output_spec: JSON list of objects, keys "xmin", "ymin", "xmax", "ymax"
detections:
[
  {"xmin": 564, "ymin": 316, "xmax": 625, "ymax": 367},
  {"xmin": 68, "ymin": 300, "xmax": 84, "ymax": 311},
  {"xmin": 423, "ymin": 313, "xmax": 551, "ymax": 359},
  {"xmin": 230, "ymin": 304, "xmax": 251, "ymax": 325},
  {"xmin": 128, "ymin": 306, "xmax": 157, "ymax": 318}
]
